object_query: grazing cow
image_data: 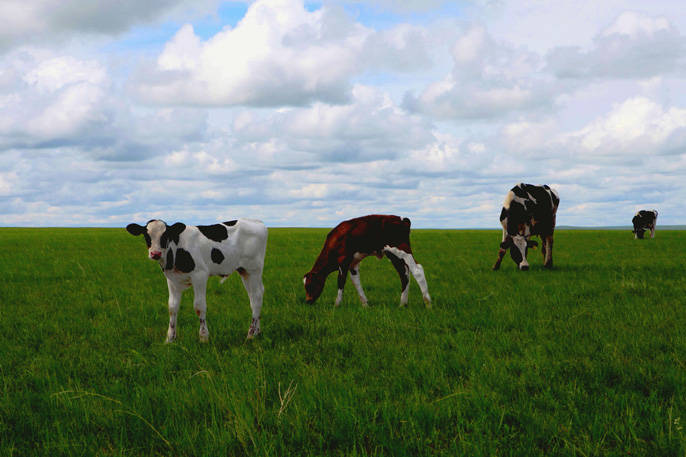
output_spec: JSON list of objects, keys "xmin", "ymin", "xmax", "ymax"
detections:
[
  {"xmin": 493, "ymin": 183, "xmax": 560, "ymax": 271},
  {"xmin": 126, "ymin": 218, "xmax": 267, "ymax": 342},
  {"xmin": 303, "ymin": 215, "xmax": 431, "ymax": 308},
  {"xmin": 632, "ymin": 210, "xmax": 658, "ymax": 239}
]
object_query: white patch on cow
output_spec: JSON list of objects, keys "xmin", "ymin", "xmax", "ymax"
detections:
[
  {"xmin": 353, "ymin": 252, "xmax": 370, "ymax": 263},
  {"xmin": 146, "ymin": 219, "xmax": 168, "ymax": 260},
  {"xmin": 382, "ymin": 246, "xmax": 431, "ymax": 307},
  {"xmin": 502, "ymin": 190, "xmax": 515, "ymax": 210},
  {"xmin": 512, "ymin": 235, "xmax": 530, "ymax": 270},
  {"xmin": 651, "ymin": 209, "xmax": 658, "ymax": 238}
]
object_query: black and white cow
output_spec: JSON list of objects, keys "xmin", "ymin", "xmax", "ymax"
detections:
[
  {"xmin": 493, "ymin": 183, "xmax": 560, "ymax": 271},
  {"xmin": 126, "ymin": 218, "xmax": 267, "ymax": 342},
  {"xmin": 632, "ymin": 210, "xmax": 658, "ymax": 239}
]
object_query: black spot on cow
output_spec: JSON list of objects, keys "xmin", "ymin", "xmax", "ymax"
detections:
[
  {"xmin": 167, "ymin": 223, "xmax": 186, "ymax": 245},
  {"xmin": 223, "ymin": 220, "xmax": 237, "ymax": 226},
  {"xmin": 165, "ymin": 249, "xmax": 174, "ymax": 271},
  {"xmin": 211, "ymin": 248, "xmax": 225, "ymax": 264},
  {"xmin": 198, "ymin": 224, "xmax": 229, "ymax": 242},
  {"xmin": 175, "ymin": 248, "xmax": 195, "ymax": 273}
]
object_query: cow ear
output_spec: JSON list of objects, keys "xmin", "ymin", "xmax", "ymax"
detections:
[
  {"xmin": 527, "ymin": 240, "xmax": 538, "ymax": 250},
  {"xmin": 126, "ymin": 223, "xmax": 145, "ymax": 236},
  {"xmin": 167, "ymin": 223, "xmax": 186, "ymax": 240}
]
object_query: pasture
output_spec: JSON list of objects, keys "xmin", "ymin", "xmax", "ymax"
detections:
[{"xmin": 1, "ymin": 227, "xmax": 685, "ymax": 456}]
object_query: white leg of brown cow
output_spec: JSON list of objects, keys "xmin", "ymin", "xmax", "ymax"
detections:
[
  {"xmin": 384, "ymin": 247, "xmax": 431, "ymax": 308},
  {"xmin": 192, "ymin": 276, "xmax": 209, "ymax": 343},
  {"xmin": 166, "ymin": 279, "xmax": 183, "ymax": 343},
  {"xmin": 349, "ymin": 263, "xmax": 368, "ymax": 306},
  {"xmin": 239, "ymin": 268, "xmax": 264, "ymax": 339},
  {"xmin": 387, "ymin": 252, "xmax": 410, "ymax": 306}
]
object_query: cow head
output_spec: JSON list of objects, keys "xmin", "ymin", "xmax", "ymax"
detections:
[
  {"xmin": 126, "ymin": 220, "xmax": 186, "ymax": 262},
  {"xmin": 501, "ymin": 233, "xmax": 538, "ymax": 271},
  {"xmin": 633, "ymin": 228, "xmax": 646, "ymax": 239},
  {"xmin": 303, "ymin": 271, "xmax": 325, "ymax": 304}
]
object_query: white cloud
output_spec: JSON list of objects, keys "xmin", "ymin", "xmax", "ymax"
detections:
[
  {"xmin": 0, "ymin": 0, "xmax": 221, "ymax": 52},
  {"xmin": 405, "ymin": 26, "xmax": 555, "ymax": 119},
  {"xmin": 547, "ymin": 11, "xmax": 685, "ymax": 80},
  {"xmin": 133, "ymin": 0, "xmax": 431, "ymax": 107},
  {"xmin": 3, "ymin": 0, "xmax": 686, "ymax": 228},
  {"xmin": 561, "ymin": 97, "xmax": 686, "ymax": 155}
]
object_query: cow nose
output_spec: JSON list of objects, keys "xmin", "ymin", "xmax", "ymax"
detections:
[{"xmin": 151, "ymin": 251, "xmax": 162, "ymax": 260}]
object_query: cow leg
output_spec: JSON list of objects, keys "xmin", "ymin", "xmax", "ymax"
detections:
[
  {"xmin": 166, "ymin": 279, "xmax": 183, "ymax": 343},
  {"xmin": 238, "ymin": 268, "xmax": 264, "ymax": 339},
  {"xmin": 334, "ymin": 258, "xmax": 353, "ymax": 307},
  {"xmin": 493, "ymin": 228, "xmax": 507, "ymax": 271},
  {"xmin": 650, "ymin": 226, "xmax": 656, "ymax": 239},
  {"xmin": 544, "ymin": 236, "xmax": 554, "ymax": 269},
  {"xmin": 387, "ymin": 252, "xmax": 410, "ymax": 306},
  {"xmin": 349, "ymin": 263, "xmax": 368, "ymax": 306},
  {"xmin": 193, "ymin": 277, "xmax": 210, "ymax": 343},
  {"xmin": 383, "ymin": 247, "xmax": 431, "ymax": 308}
]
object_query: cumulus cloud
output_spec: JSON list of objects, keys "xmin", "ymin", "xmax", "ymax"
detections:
[
  {"xmin": 3, "ymin": 1, "xmax": 686, "ymax": 228},
  {"xmin": 546, "ymin": 11, "xmax": 686, "ymax": 80},
  {"xmin": 559, "ymin": 97, "xmax": 686, "ymax": 157},
  {"xmin": 132, "ymin": 0, "xmax": 431, "ymax": 107},
  {"xmin": 405, "ymin": 26, "xmax": 557, "ymax": 119},
  {"xmin": 232, "ymin": 84, "xmax": 435, "ymax": 162},
  {"xmin": 0, "ymin": 0, "xmax": 221, "ymax": 52}
]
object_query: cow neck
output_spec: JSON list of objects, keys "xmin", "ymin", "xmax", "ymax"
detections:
[{"xmin": 311, "ymin": 246, "xmax": 337, "ymax": 276}]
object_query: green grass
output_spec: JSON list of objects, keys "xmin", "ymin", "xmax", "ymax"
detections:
[{"xmin": 1, "ymin": 227, "xmax": 685, "ymax": 456}]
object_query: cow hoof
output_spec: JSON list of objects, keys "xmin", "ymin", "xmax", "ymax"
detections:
[
  {"xmin": 165, "ymin": 337, "xmax": 175, "ymax": 344},
  {"xmin": 246, "ymin": 331, "xmax": 260, "ymax": 340},
  {"xmin": 424, "ymin": 299, "xmax": 432, "ymax": 309},
  {"xmin": 199, "ymin": 335, "xmax": 209, "ymax": 343}
]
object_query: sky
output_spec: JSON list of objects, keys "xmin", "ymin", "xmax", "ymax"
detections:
[{"xmin": 1, "ymin": 0, "xmax": 685, "ymax": 228}]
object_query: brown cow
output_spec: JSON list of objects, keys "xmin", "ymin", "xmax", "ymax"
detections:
[{"xmin": 303, "ymin": 215, "xmax": 431, "ymax": 307}]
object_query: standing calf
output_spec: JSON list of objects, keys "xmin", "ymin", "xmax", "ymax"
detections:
[
  {"xmin": 303, "ymin": 215, "xmax": 431, "ymax": 307},
  {"xmin": 126, "ymin": 218, "xmax": 267, "ymax": 342}
]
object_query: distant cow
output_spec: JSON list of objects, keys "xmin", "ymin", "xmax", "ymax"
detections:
[
  {"xmin": 303, "ymin": 215, "xmax": 431, "ymax": 308},
  {"xmin": 126, "ymin": 218, "xmax": 267, "ymax": 342},
  {"xmin": 632, "ymin": 210, "xmax": 658, "ymax": 239},
  {"xmin": 493, "ymin": 183, "xmax": 560, "ymax": 271}
]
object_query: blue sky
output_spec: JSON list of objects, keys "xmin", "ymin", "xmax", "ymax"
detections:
[{"xmin": 1, "ymin": 0, "xmax": 685, "ymax": 228}]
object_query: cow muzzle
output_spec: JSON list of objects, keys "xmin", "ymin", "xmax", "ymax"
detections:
[{"xmin": 150, "ymin": 251, "xmax": 162, "ymax": 260}]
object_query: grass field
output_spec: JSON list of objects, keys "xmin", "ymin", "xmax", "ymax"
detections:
[{"xmin": 1, "ymin": 227, "xmax": 685, "ymax": 456}]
